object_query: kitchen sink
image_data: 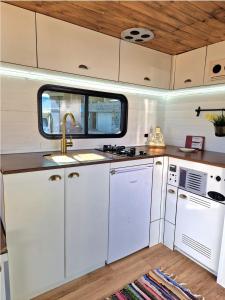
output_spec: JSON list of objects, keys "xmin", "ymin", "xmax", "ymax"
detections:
[
  {"xmin": 73, "ymin": 153, "xmax": 106, "ymax": 162},
  {"xmin": 43, "ymin": 155, "xmax": 76, "ymax": 163},
  {"xmin": 43, "ymin": 153, "xmax": 107, "ymax": 163}
]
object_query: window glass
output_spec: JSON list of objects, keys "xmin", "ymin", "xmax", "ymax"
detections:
[
  {"xmin": 41, "ymin": 91, "xmax": 85, "ymax": 135},
  {"xmin": 38, "ymin": 85, "xmax": 128, "ymax": 139},
  {"xmin": 88, "ymin": 96, "xmax": 121, "ymax": 135}
]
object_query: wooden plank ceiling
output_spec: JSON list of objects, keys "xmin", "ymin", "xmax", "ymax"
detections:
[{"xmin": 7, "ymin": 1, "xmax": 225, "ymax": 55}]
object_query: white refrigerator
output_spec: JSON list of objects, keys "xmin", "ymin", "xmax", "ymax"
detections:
[{"xmin": 107, "ymin": 164, "xmax": 153, "ymax": 263}]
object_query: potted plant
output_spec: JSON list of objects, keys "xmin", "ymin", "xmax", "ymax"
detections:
[{"xmin": 206, "ymin": 113, "xmax": 225, "ymax": 137}]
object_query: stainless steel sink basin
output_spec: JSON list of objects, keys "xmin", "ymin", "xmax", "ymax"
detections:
[
  {"xmin": 43, "ymin": 154, "xmax": 76, "ymax": 164},
  {"xmin": 73, "ymin": 153, "xmax": 106, "ymax": 162},
  {"xmin": 43, "ymin": 153, "xmax": 107, "ymax": 163}
]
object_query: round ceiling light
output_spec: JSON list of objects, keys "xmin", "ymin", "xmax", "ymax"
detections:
[{"xmin": 121, "ymin": 28, "xmax": 154, "ymax": 43}]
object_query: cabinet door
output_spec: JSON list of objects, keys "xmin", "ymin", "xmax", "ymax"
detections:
[
  {"xmin": 164, "ymin": 221, "xmax": 175, "ymax": 250},
  {"xmin": 37, "ymin": 14, "xmax": 119, "ymax": 81},
  {"xmin": 119, "ymin": 41, "xmax": 171, "ymax": 88},
  {"xmin": 1, "ymin": 3, "xmax": 37, "ymax": 67},
  {"xmin": 175, "ymin": 190, "xmax": 225, "ymax": 273},
  {"xmin": 149, "ymin": 220, "xmax": 160, "ymax": 247},
  {"xmin": 3, "ymin": 170, "xmax": 64, "ymax": 300},
  {"xmin": 165, "ymin": 185, "xmax": 178, "ymax": 224},
  {"xmin": 204, "ymin": 41, "xmax": 225, "ymax": 85},
  {"xmin": 151, "ymin": 157, "xmax": 163, "ymax": 222},
  {"xmin": 65, "ymin": 164, "xmax": 109, "ymax": 279},
  {"xmin": 174, "ymin": 47, "xmax": 206, "ymax": 89}
]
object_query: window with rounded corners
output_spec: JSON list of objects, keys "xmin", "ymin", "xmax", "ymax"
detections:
[{"xmin": 38, "ymin": 84, "xmax": 128, "ymax": 139}]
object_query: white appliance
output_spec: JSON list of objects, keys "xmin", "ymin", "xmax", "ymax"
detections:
[
  {"xmin": 107, "ymin": 164, "xmax": 153, "ymax": 263},
  {"xmin": 175, "ymin": 189, "xmax": 225, "ymax": 274}
]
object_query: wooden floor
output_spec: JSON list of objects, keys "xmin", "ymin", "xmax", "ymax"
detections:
[{"xmin": 34, "ymin": 244, "xmax": 225, "ymax": 300}]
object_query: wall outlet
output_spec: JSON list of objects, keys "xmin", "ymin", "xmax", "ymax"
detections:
[{"xmin": 144, "ymin": 133, "xmax": 148, "ymax": 138}]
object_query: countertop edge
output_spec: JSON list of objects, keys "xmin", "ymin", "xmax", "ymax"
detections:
[{"xmin": 1, "ymin": 149, "xmax": 225, "ymax": 174}]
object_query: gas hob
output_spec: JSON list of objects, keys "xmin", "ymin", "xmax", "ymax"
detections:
[{"xmin": 96, "ymin": 145, "xmax": 147, "ymax": 158}]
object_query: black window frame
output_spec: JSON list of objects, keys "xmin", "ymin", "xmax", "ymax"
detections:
[{"xmin": 37, "ymin": 84, "xmax": 128, "ymax": 139}]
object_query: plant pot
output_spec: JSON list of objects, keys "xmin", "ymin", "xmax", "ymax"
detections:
[{"xmin": 214, "ymin": 125, "xmax": 225, "ymax": 137}]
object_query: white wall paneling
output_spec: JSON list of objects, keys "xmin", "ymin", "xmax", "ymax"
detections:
[
  {"xmin": 164, "ymin": 93, "xmax": 225, "ymax": 153},
  {"xmin": 0, "ymin": 74, "xmax": 163, "ymax": 153},
  {"xmin": 1, "ymin": 67, "xmax": 225, "ymax": 154}
]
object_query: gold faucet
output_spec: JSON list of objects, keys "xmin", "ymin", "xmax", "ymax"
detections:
[{"xmin": 61, "ymin": 112, "xmax": 76, "ymax": 154}]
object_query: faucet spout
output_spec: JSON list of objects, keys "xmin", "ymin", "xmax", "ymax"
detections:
[{"xmin": 61, "ymin": 112, "xmax": 76, "ymax": 154}]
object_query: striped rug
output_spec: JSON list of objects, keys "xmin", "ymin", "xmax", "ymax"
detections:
[{"xmin": 106, "ymin": 268, "xmax": 204, "ymax": 300}]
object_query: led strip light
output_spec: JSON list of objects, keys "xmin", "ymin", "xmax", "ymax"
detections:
[
  {"xmin": 0, "ymin": 65, "xmax": 166, "ymax": 97},
  {"xmin": 1, "ymin": 64, "xmax": 225, "ymax": 98}
]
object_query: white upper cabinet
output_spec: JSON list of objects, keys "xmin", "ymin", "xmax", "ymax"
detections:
[
  {"xmin": 36, "ymin": 14, "xmax": 119, "ymax": 81},
  {"xmin": 119, "ymin": 41, "xmax": 172, "ymax": 89},
  {"xmin": 174, "ymin": 47, "xmax": 206, "ymax": 89},
  {"xmin": 0, "ymin": 3, "xmax": 37, "ymax": 67},
  {"xmin": 204, "ymin": 41, "xmax": 225, "ymax": 85}
]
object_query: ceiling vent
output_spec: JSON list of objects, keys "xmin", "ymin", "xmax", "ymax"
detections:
[{"xmin": 121, "ymin": 28, "xmax": 154, "ymax": 43}]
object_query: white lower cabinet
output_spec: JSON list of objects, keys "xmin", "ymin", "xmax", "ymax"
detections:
[
  {"xmin": 0, "ymin": 253, "xmax": 10, "ymax": 300},
  {"xmin": 175, "ymin": 190, "xmax": 225, "ymax": 274},
  {"xmin": 165, "ymin": 185, "xmax": 178, "ymax": 224},
  {"xmin": 149, "ymin": 220, "xmax": 160, "ymax": 247},
  {"xmin": 3, "ymin": 170, "xmax": 65, "ymax": 300},
  {"xmin": 149, "ymin": 157, "xmax": 165, "ymax": 247},
  {"xmin": 163, "ymin": 185, "xmax": 178, "ymax": 250},
  {"xmin": 65, "ymin": 164, "xmax": 109, "ymax": 279},
  {"xmin": 151, "ymin": 157, "xmax": 164, "ymax": 222},
  {"xmin": 164, "ymin": 221, "xmax": 175, "ymax": 250}
]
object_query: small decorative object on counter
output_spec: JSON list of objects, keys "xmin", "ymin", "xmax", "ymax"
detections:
[
  {"xmin": 205, "ymin": 113, "xmax": 225, "ymax": 137},
  {"xmin": 179, "ymin": 147, "xmax": 197, "ymax": 153},
  {"xmin": 147, "ymin": 127, "xmax": 166, "ymax": 148},
  {"xmin": 185, "ymin": 135, "xmax": 205, "ymax": 150}
]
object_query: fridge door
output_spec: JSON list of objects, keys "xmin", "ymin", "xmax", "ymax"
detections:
[{"xmin": 108, "ymin": 165, "xmax": 153, "ymax": 263}]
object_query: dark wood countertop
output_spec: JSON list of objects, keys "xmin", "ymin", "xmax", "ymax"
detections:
[{"xmin": 0, "ymin": 145, "xmax": 225, "ymax": 175}]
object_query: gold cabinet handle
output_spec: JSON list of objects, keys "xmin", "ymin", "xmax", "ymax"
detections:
[
  {"xmin": 184, "ymin": 78, "xmax": 192, "ymax": 83},
  {"xmin": 68, "ymin": 172, "xmax": 80, "ymax": 178},
  {"xmin": 144, "ymin": 76, "xmax": 151, "ymax": 81},
  {"xmin": 49, "ymin": 175, "xmax": 62, "ymax": 181},
  {"xmin": 168, "ymin": 189, "xmax": 175, "ymax": 194},
  {"xmin": 179, "ymin": 194, "xmax": 187, "ymax": 199},
  {"xmin": 155, "ymin": 161, "xmax": 162, "ymax": 165},
  {"xmin": 78, "ymin": 64, "xmax": 88, "ymax": 70}
]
